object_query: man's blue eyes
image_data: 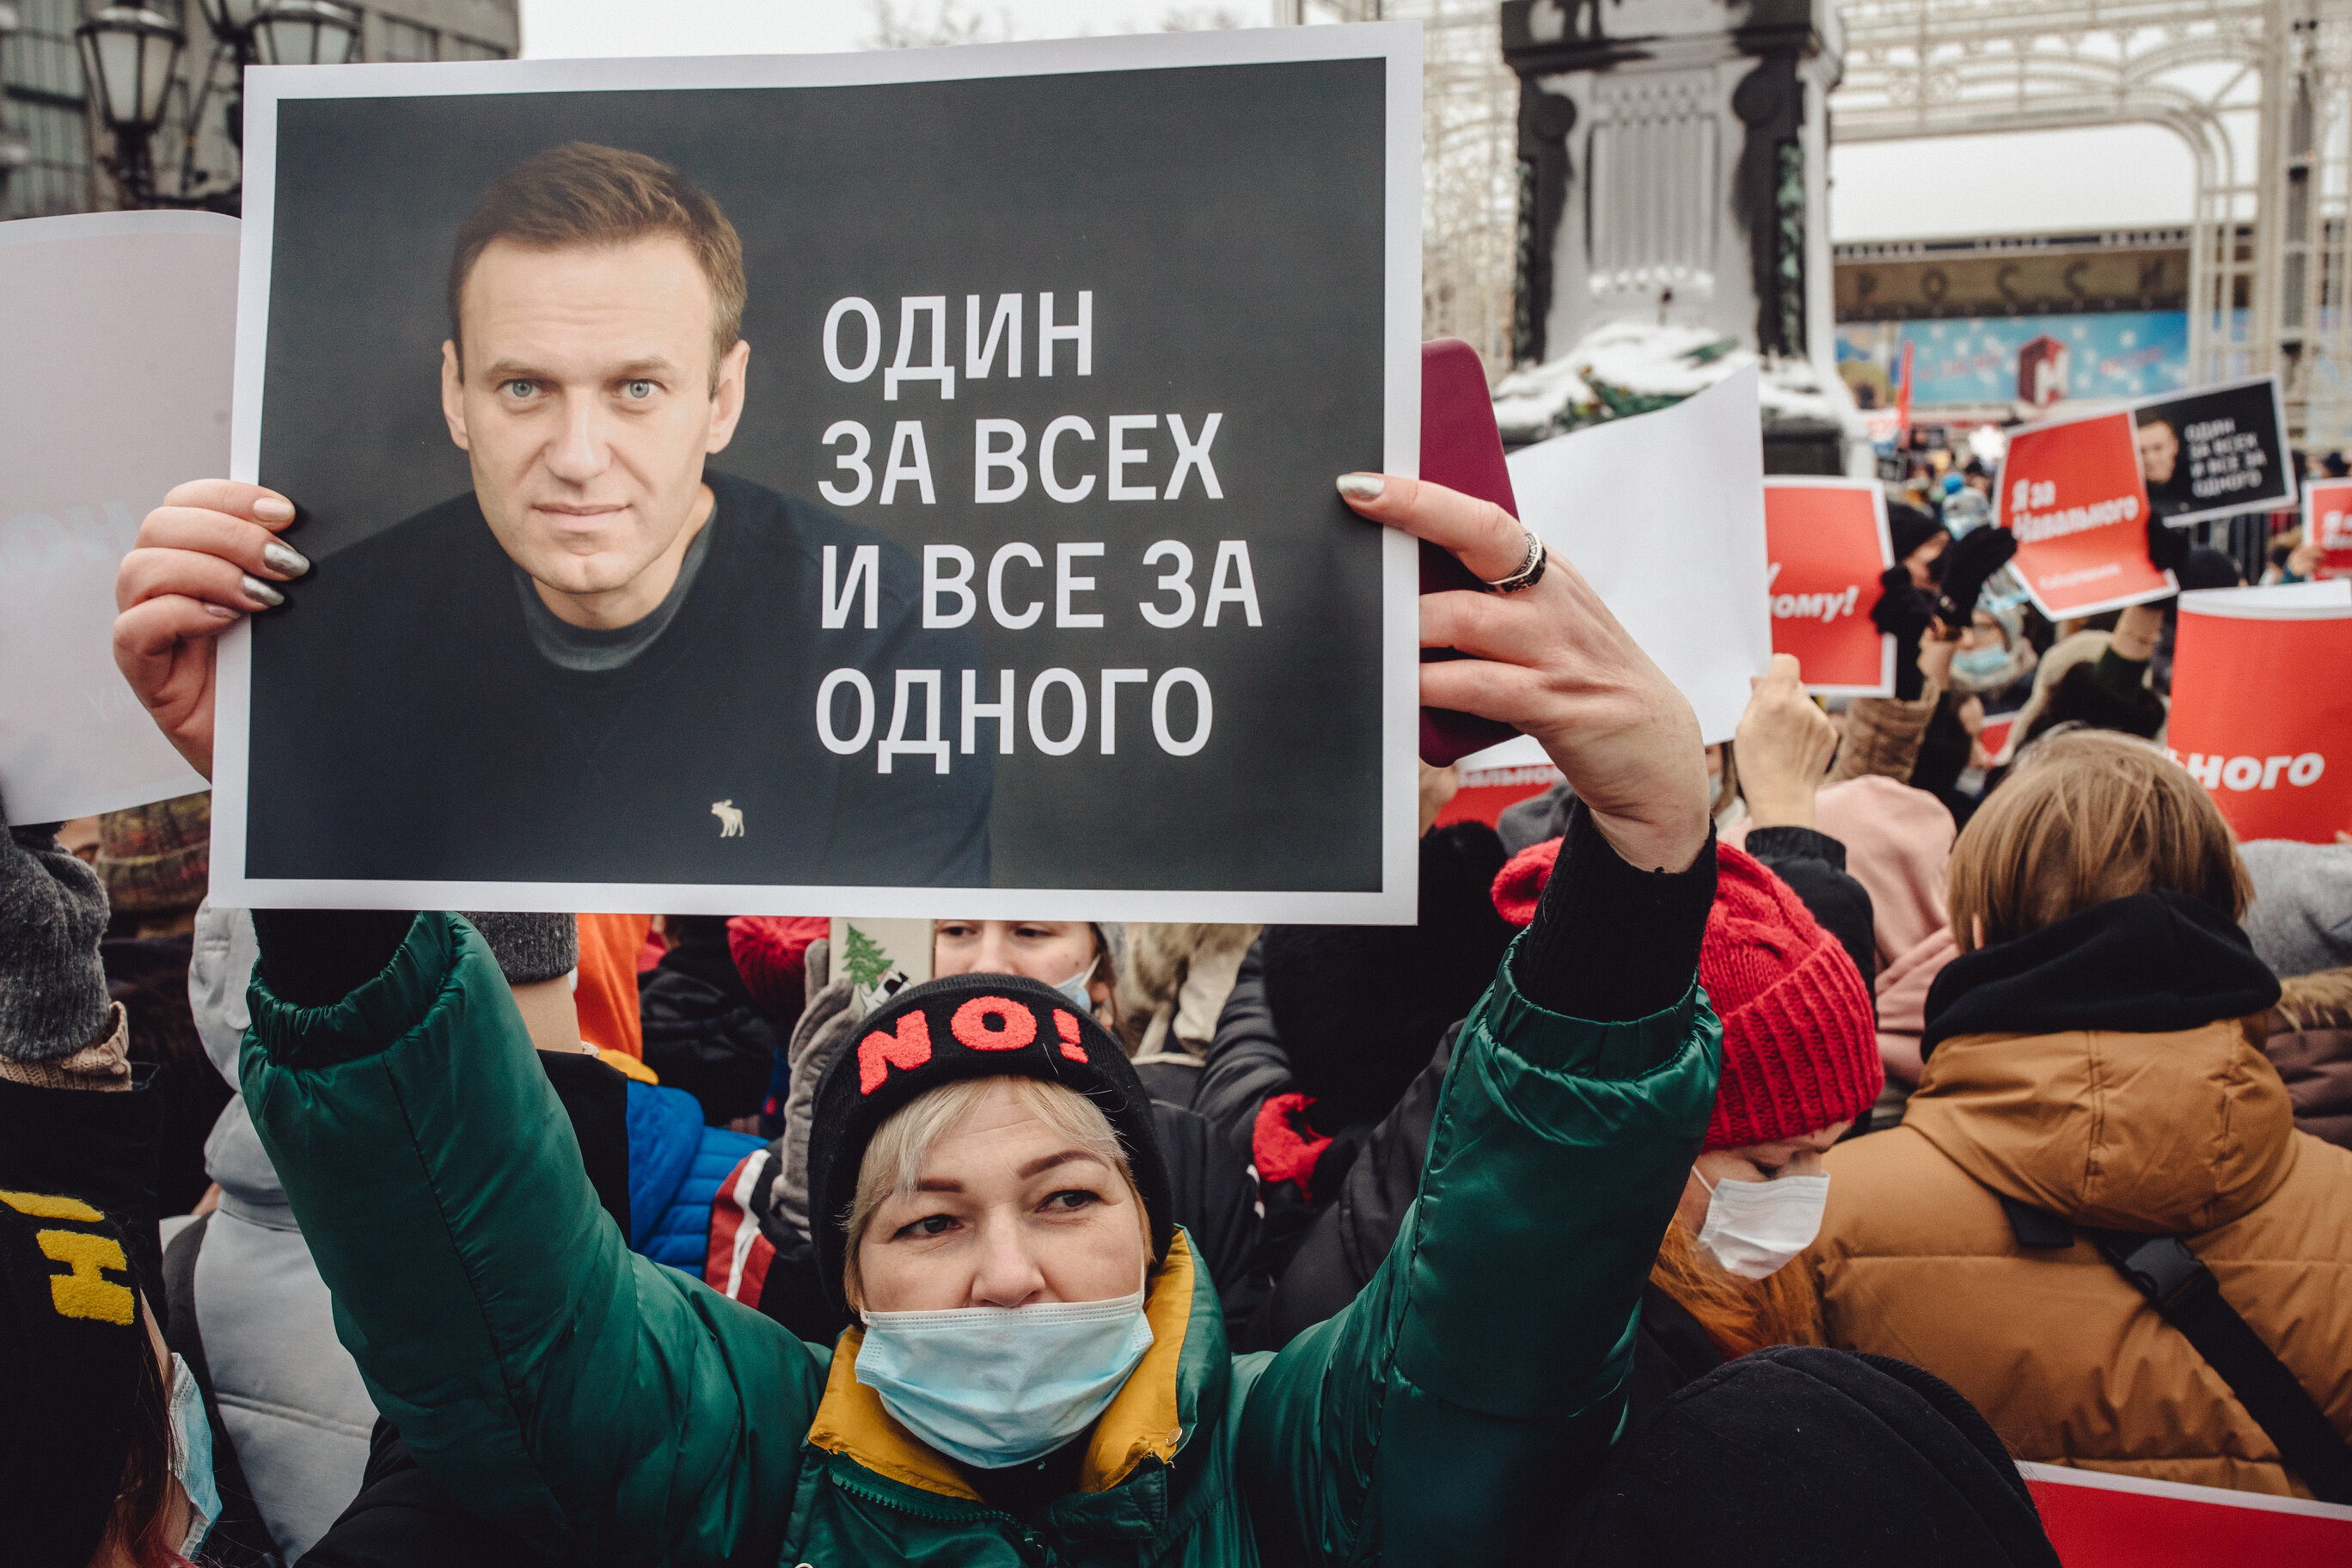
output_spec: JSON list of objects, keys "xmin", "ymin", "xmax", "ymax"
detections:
[{"xmin": 497, "ymin": 381, "xmax": 658, "ymax": 399}]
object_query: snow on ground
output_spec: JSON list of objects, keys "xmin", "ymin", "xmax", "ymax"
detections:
[{"xmin": 1491, "ymin": 321, "xmax": 1847, "ymax": 444}]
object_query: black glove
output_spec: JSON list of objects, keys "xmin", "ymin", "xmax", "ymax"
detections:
[
  {"xmin": 1932, "ymin": 525, "xmax": 2019, "ymax": 629},
  {"xmin": 1871, "ymin": 566, "xmax": 1935, "ymax": 641},
  {"xmin": 2145, "ymin": 511, "xmax": 2190, "ymax": 572}
]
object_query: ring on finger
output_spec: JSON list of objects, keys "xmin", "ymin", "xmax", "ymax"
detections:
[{"xmin": 1482, "ymin": 529, "xmax": 1547, "ymax": 594}]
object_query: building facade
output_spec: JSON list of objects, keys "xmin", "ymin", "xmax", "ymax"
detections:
[{"xmin": 0, "ymin": 0, "xmax": 518, "ymax": 220}]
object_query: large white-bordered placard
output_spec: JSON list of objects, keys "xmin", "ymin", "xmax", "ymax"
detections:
[{"xmin": 212, "ymin": 27, "xmax": 1421, "ymax": 922}]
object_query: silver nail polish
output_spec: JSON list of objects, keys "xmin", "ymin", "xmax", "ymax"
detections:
[
  {"xmin": 1335, "ymin": 473, "xmax": 1385, "ymax": 500},
  {"xmin": 262, "ymin": 541, "xmax": 310, "ymax": 577},
  {"xmin": 241, "ymin": 573, "xmax": 285, "ymax": 608}
]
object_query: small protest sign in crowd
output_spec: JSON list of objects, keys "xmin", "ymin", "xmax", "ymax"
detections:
[{"xmin": 3, "ymin": 24, "xmax": 2351, "ymax": 1568}]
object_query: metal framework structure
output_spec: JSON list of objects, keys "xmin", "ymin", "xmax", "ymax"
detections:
[{"xmin": 1834, "ymin": 0, "xmax": 2352, "ymax": 444}]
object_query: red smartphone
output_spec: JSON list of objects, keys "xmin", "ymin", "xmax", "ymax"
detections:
[{"xmin": 1418, "ymin": 338, "xmax": 1523, "ymax": 765}]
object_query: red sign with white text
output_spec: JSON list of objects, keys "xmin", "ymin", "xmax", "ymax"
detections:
[
  {"xmin": 2305, "ymin": 476, "xmax": 2352, "ymax": 580},
  {"xmin": 1761, "ymin": 479, "xmax": 1896, "ymax": 695},
  {"xmin": 1996, "ymin": 410, "xmax": 2176, "ymax": 618},
  {"xmin": 2166, "ymin": 588, "xmax": 2352, "ymax": 842},
  {"xmin": 2019, "ymin": 1462, "xmax": 2352, "ymax": 1568}
]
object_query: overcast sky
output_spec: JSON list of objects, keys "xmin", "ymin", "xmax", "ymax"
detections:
[
  {"xmin": 519, "ymin": 1, "xmax": 2201, "ymax": 244},
  {"xmin": 518, "ymin": 1, "xmax": 1273, "ymax": 58}
]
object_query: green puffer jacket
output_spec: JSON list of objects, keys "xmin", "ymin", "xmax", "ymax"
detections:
[{"xmin": 242, "ymin": 915, "xmax": 1718, "ymax": 1566}]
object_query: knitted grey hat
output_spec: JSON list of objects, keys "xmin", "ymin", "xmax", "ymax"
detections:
[
  {"xmin": 1, "ymin": 824, "xmax": 114, "ymax": 1063},
  {"xmin": 2239, "ymin": 841, "xmax": 2352, "ymax": 979},
  {"xmin": 458, "ymin": 912, "xmax": 579, "ymax": 985}
]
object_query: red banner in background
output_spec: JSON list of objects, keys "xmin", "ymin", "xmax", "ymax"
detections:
[
  {"xmin": 2020, "ymin": 1462, "xmax": 2352, "ymax": 1567},
  {"xmin": 1996, "ymin": 409, "xmax": 2176, "ymax": 618},
  {"xmin": 2166, "ymin": 585, "xmax": 2352, "ymax": 843},
  {"xmin": 2305, "ymin": 476, "xmax": 2352, "ymax": 580},
  {"xmin": 1435, "ymin": 763, "xmax": 1562, "ymax": 832},
  {"xmin": 1761, "ymin": 479, "xmax": 1896, "ymax": 695}
]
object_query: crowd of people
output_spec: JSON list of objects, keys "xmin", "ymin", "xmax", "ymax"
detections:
[
  {"xmin": 9, "ymin": 186, "xmax": 2350, "ymax": 1559},
  {"xmin": 3, "ymin": 454, "xmax": 2343, "ymax": 1567}
]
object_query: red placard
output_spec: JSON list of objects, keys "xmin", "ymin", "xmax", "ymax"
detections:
[
  {"xmin": 1761, "ymin": 478, "xmax": 1896, "ymax": 695},
  {"xmin": 1976, "ymin": 711, "xmax": 2018, "ymax": 763},
  {"xmin": 2305, "ymin": 476, "xmax": 2352, "ymax": 580},
  {"xmin": 2019, "ymin": 1462, "xmax": 2352, "ymax": 1568},
  {"xmin": 2166, "ymin": 587, "xmax": 2352, "ymax": 842},
  {"xmin": 1433, "ymin": 763, "xmax": 1563, "ymax": 830},
  {"xmin": 1996, "ymin": 409, "xmax": 2176, "ymax": 618}
]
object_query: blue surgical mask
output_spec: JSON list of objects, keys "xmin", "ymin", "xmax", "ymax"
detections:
[
  {"xmin": 167, "ymin": 1351, "xmax": 219, "ymax": 1558},
  {"xmin": 854, "ymin": 1289, "xmax": 1155, "ymax": 1468},
  {"xmin": 1951, "ymin": 646, "xmax": 2013, "ymax": 682},
  {"xmin": 1052, "ymin": 960, "xmax": 1098, "ymax": 1013}
]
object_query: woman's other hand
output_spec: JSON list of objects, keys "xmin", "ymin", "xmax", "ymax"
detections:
[{"xmin": 1734, "ymin": 655, "xmax": 1836, "ymax": 830}]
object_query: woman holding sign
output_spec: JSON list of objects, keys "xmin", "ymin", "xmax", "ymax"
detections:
[{"xmin": 110, "ymin": 471, "xmax": 1722, "ymax": 1563}]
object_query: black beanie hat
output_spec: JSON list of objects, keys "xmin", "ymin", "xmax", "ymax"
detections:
[
  {"xmin": 1886, "ymin": 502, "xmax": 1948, "ymax": 566},
  {"xmin": 1561, "ymin": 1346, "xmax": 2060, "ymax": 1566},
  {"xmin": 805, "ymin": 972, "xmax": 1173, "ymax": 1310},
  {"xmin": 0, "ymin": 1193, "xmax": 148, "ymax": 1568}
]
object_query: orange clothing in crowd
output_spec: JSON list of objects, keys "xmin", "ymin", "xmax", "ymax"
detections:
[{"xmin": 575, "ymin": 913, "xmax": 652, "ymax": 1058}]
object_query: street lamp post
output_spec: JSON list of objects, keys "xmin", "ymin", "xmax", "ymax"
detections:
[
  {"xmin": 75, "ymin": 3, "xmax": 186, "ymax": 207},
  {"xmin": 82, "ymin": 0, "xmax": 358, "ymax": 211},
  {"xmin": 250, "ymin": 0, "xmax": 359, "ymax": 66},
  {"xmin": 0, "ymin": 3, "xmax": 31, "ymax": 207}
]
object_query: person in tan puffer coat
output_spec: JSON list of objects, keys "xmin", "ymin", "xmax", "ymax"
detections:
[{"xmin": 1806, "ymin": 730, "xmax": 2352, "ymax": 1499}]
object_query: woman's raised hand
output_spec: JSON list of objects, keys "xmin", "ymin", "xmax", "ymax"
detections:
[
  {"xmin": 112, "ymin": 480, "xmax": 309, "ymax": 780},
  {"xmin": 1339, "ymin": 472, "xmax": 1709, "ymax": 873}
]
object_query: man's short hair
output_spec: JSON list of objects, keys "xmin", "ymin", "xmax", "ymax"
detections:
[{"xmin": 447, "ymin": 142, "xmax": 746, "ymax": 389}]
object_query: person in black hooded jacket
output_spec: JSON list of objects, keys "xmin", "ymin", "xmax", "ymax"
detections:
[
  {"xmin": 1191, "ymin": 819, "xmax": 1516, "ymax": 1320},
  {"xmin": 637, "ymin": 915, "xmax": 792, "ymax": 1128}
]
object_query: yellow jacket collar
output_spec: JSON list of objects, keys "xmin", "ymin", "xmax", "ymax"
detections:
[{"xmin": 805, "ymin": 1231, "xmax": 1198, "ymax": 1501}]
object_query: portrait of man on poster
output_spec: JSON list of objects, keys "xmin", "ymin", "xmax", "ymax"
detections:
[
  {"xmin": 243, "ymin": 142, "xmax": 991, "ymax": 888},
  {"xmin": 2135, "ymin": 410, "xmax": 2194, "ymax": 524}
]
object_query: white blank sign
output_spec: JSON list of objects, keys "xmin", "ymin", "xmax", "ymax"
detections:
[
  {"xmin": 1461, "ymin": 367, "xmax": 1773, "ymax": 772},
  {"xmin": 0, "ymin": 211, "xmax": 231, "ymax": 825}
]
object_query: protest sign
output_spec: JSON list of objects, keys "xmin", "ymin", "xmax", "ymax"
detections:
[
  {"xmin": 1976, "ymin": 711, "xmax": 2019, "ymax": 765},
  {"xmin": 1434, "ymin": 762, "xmax": 1563, "ymax": 831},
  {"xmin": 209, "ymin": 29, "xmax": 1422, "ymax": 922},
  {"xmin": 829, "ymin": 916, "xmax": 934, "ymax": 1013},
  {"xmin": 1761, "ymin": 478, "xmax": 1895, "ymax": 696},
  {"xmin": 1498, "ymin": 368, "xmax": 1772, "ymax": 751},
  {"xmin": 2131, "ymin": 375, "xmax": 2294, "ymax": 527},
  {"xmin": 2304, "ymin": 476, "xmax": 2352, "ymax": 580},
  {"xmin": 0, "ymin": 213, "xmax": 225, "ymax": 826},
  {"xmin": 1994, "ymin": 407, "xmax": 2176, "ymax": 619},
  {"xmin": 2018, "ymin": 1462, "xmax": 2352, "ymax": 1568},
  {"xmin": 2165, "ymin": 581, "xmax": 2352, "ymax": 843}
]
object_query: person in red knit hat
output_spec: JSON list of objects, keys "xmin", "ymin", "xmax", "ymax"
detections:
[{"xmin": 1494, "ymin": 832, "xmax": 1883, "ymax": 1420}]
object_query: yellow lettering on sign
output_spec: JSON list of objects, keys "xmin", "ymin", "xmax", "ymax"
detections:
[
  {"xmin": 0, "ymin": 1189, "xmax": 105, "ymax": 1222},
  {"xmin": 34, "ymin": 1229, "xmax": 134, "ymax": 1325}
]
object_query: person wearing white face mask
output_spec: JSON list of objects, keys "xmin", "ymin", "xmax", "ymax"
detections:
[
  {"xmin": 1488, "ymin": 834, "xmax": 1884, "ymax": 1424},
  {"xmin": 932, "ymin": 919, "xmax": 1121, "ymax": 1031}
]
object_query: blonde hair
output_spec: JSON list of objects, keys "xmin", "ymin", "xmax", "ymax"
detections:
[
  {"xmin": 1949, "ymin": 730, "xmax": 2251, "ymax": 952},
  {"xmin": 842, "ymin": 1075, "xmax": 1142, "ymax": 1304}
]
